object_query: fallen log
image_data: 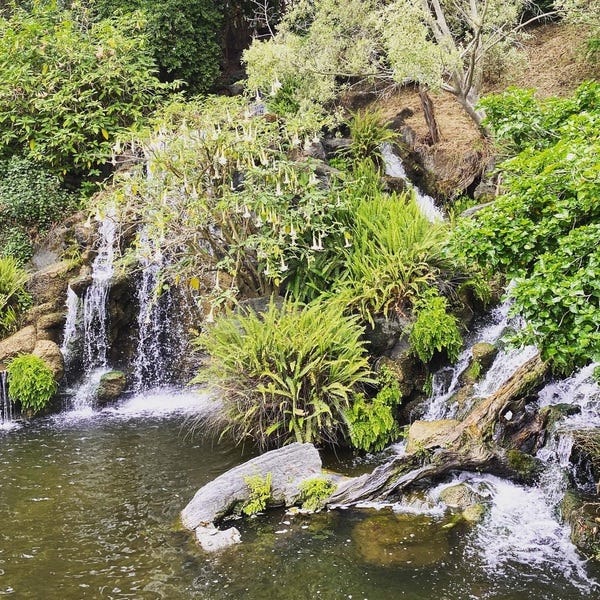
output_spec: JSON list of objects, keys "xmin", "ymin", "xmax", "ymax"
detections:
[{"xmin": 328, "ymin": 354, "xmax": 547, "ymax": 506}]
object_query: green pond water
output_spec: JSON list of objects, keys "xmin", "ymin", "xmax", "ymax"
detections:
[{"xmin": 1, "ymin": 391, "xmax": 598, "ymax": 600}]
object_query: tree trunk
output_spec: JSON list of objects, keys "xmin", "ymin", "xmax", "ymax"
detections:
[{"xmin": 418, "ymin": 86, "xmax": 441, "ymax": 145}]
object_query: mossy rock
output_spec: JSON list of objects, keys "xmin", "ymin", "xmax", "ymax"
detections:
[
  {"xmin": 561, "ymin": 490, "xmax": 600, "ymax": 560},
  {"xmin": 96, "ymin": 370, "xmax": 127, "ymax": 406},
  {"xmin": 438, "ymin": 483, "xmax": 481, "ymax": 509},
  {"xmin": 471, "ymin": 342, "xmax": 497, "ymax": 370},
  {"xmin": 352, "ymin": 512, "xmax": 449, "ymax": 567},
  {"xmin": 462, "ymin": 503, "xmax": 486, "ymax": 523},
  {"xmin": 506, "ymin": 449, "xmax": 543, "ymax": 479}
]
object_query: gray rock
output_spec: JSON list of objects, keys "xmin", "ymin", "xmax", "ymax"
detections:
[
  {"xmin": 195, "ymin": 524, "xmax": 242, "ymax": 553},
  {"xmin": 181, "ymin": 442, "xmax": 322, "ymax": 530}
]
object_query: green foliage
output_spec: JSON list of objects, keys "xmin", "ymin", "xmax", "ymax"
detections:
[
  {"xmin": 194, "ymin": 299, "xmax": 374, "ymax": 449},
  {"xmin": 409, "ymin": 290, "xmax": 462, "ymax": 363},
  {"xmin": 454, "ymin": 83, "xmax": 600, "ymax": 371},
  {"xmin": 90, "ymin": 0, "xmax": 223, "ymax": 94},
  {"xmin": 347, "ymin": 110, "xmax": 396, "ymax": 164},
  {"xmin": 0, "ymin": 2, "xmax": 172, "ymax": 176},
  {"xmin": 298, "ymin": 477, "xmax": 337, "ymax": 512},
  {"xmin": 241, "ymin": 473, "xmax": 272, "ymax": 516},
  {"xmin": 335, "ymin": 184, "xmax": 459, "ymax": 324},
  {"xmin": 109, "ymin": 96, "xmax": 350, "ymax": 308},
  {"xmin": 6, "ymin": 354, "xmax": 57, "ymax": 414},
  {"xmin": 345, "ymin": 367, "xmax": 402, "ymax": 452},
  {"xmin": 0, "ymin": 256, "xmax": 30, "ymax": 336},
  {"xmin": 0, "ymin": 157, "xmax": 76, "ymax": 229},
  {"xmin": 0, "ymin": 226, "xmax": 33, "ymax": 266}
]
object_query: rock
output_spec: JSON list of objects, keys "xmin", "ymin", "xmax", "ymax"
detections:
[
  {"xmin": 0, "ymin": 326, "xmax": 37, "ymax": 368},
  {"xmin": 195, "ymin": 524, "xmax": 242, "ymax": 553},
  {"xmin": 181, "ymin": 442, "xmax": 322, "ymax": 531},
  {"xmin": 27, "ymin": 261, "xmax": 78, "ymax": 306},
  {"xmin": 438, "ymin": 483, "xmax": 480, "ymax": 509},
  {"xmin": 322, "ymin": 137, "xmax": 351, "ymax": 155},
  {"xmin": 561, "ymin": 490, "xmax": 600, "ymax": 559},
  {"xmin": 69, "ymin": 268, "xmax": 93, "ymax": 296},
  {"xmin": 505, "ymin": 449, "xmax": 543, "ymax": 479},
  {"xmin": 462, "ymin": 503, "xmax": 486, "ymax": 523},
  {"xmin": 471, "ymin": 342, "xmax": 498, "ymax": 371},
  {"xmin": 303, "ymin": 139, "xmax": 327, "ymax": 161},
  {"xmin": 32, "ymin": 340, "xmax": 64, "ymax": 381},
  {"xmin": 96, "ymin": 370, "xmax": 127, "ymax": 406},
  {"xmin": 352, "ymin": 512, "xmax": 449, "ymax": 567},
  {"xmin": 405, "ymin": 419, "xmax": 460, "ymax": 454},
  {"xmin": 376, "ymin": 353, "xmax": 419, "ymax": 398},
  {"xmin": 363, "ymin": 316, "xmax": 409, "ymax": 357}
]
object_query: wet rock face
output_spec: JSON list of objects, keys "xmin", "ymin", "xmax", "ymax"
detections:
[
  {"xmin": 352, "ymin": 512, "xmax": 449, "ymax": 567},
  {"xmin": 561, "ymin": 491, "xmax": 600, "ymax": 559}
]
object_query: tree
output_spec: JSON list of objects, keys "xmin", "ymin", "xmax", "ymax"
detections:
[{"xmin": 244, "ymin": 0, "xmax": 559, "ymax": 133}]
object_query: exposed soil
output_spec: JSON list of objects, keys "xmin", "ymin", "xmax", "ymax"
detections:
[{"xmin": 359, "ymin": 22, "xmax": 598, "ymax": 200}]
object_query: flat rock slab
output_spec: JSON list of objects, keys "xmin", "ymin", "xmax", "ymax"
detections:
[
  {"xmin": 181, "ymin": 442, "xmax": 322, "ymax": 531},
  {"xmin": 195, "ymin": 524, "xmax": 242, "ymax": 553}
]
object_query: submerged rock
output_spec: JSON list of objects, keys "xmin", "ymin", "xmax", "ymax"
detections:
[
  {"xmin": 352, "ymin": 512, "xmax": 449, "ymax": 567},
  {"xmin": 181, "ymin": 443, "xmax": 323, "ymax": 550},
  {"xmin": 438, "ymin": 483, "xmax": 481, "ymax": 509},
  {"xmin": 195, "ymin": 524, "xmax": 242, "ymax": 553}
]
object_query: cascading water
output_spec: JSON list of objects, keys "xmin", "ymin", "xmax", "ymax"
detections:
[
  {"xmin": 82, "ymin": 214, "xmax": 117, "ymax": 371},
  {"xmin": 381, "ymin": 142, "xmax": 445, "ymax": 222},
  {"xmin": 0, "ymin": 370, "xmax": 15, "ymax": 427},
  {"xmin": 60, "ymin": 285, "xmax": 81, "ymax": 366},
  {"xmin": 132, "ymin": 232, "xmax": 185, "ymax": 391},
  {"xmin": 64, "ymin": 213, "xmax": 117, "ymax": 411}
]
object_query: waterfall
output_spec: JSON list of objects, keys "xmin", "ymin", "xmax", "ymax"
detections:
[
  {"xmin": 132, "ymin": 232, "xmax": 182, "ymax": 391},
  {"xmin": 0, "ymin": 370, "xmax": 15, "ymax": 426},
  {"xmin": 381, "ymin": 143, "xmax": 445, "ymax": 223},
  {"xmin": 60, "ymin": 286, "xmax": 81, "ymax": 366},
  {"xmin": 82, "ymin": 214, "xmax": 117, "ymax": 371}
]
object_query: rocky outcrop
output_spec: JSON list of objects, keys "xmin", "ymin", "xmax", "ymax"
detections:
[
  {"xmin": 181, "ymin": 443, "xmax": 323, "ymax": 552},
  {"xmin": 32, "ymin": 340, "xmax": 64, "ymax": 381},
  {"xmin": 0, "ymin": 326, "xmax": 37, "ymax": 368},
  {"xmin": 561, "ymin": 490, "xmax": 600, "ymax": 559}
]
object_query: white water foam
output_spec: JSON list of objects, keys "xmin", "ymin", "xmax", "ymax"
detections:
[
  {"xmin": 60, "ymin": 286, "xmax": 81, "ymax": 365},
  {"xmin": 381, "ymin": 143, "xmax": 445, "ymax": 223}
]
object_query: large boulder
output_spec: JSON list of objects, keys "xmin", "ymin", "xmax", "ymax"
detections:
[
  {"xmin": 181, "ymin": 442, "xmax": 322, "ymax": 532},
  {"xmin": 27, "ymin": 261, "xmax": 77, "ymax": 307},
  {"xmin": 0, "ymin": 326, "xmax": 37, "ymax": 368},
  {"xmin": 32, "ymin": 340, "xmax": 64, "ymax": 381}
]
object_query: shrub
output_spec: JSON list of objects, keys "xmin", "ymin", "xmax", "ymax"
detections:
[
  {"xmin": 241, "ymin": 473, "xmax": 272, "ymax": 516},
  {"xmin": 347, "ymin": 109, "xmax": 396, "ymax": 164},
  {"xmin": 409, "ymin": 289, "xmax": 462, "ymax": 363},
  {"xmin": 194, "ymin": 299, "xmax": 374, "ymax": 449},
  {"xmin": 0, "ymin": 256, "xmax": 30, "ymax": 337},
  {"xmin": 0, "ymin": 157, "xmax": 76, "ymax": 229},
  {"xmin": 298, "ymin": 477, "xmax": 337, "ymax": 512},
  {"xmin": 7, "ymin": 354, "xmax": 57, "ymax": 414},
  {"xmin": 454, "ymin": 83, "xmax": 600, "ymax": 371},
  {"xmin": 0, "ymin": 226, "xmax": 33, "ymax": 266},
  {"xmin": 0, "ymin": 3, "xmax": 172, "ymax": 177},
  {"xmin": 336, "ymin": 189, "xmax": 458, "ymax": 324}
]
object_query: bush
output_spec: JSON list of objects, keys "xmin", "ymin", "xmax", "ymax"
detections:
[
  {"xmin": 0, "ymin": 256, "xmax": 30, "ymax": 337},
  {"xmin": 454, "ymin": 83, "xmax": 600, "ymax": 371},
  {"xmin": 336, "ymin": 187, "xmax": 458, "ymax": 324},
  {"xmin": 298, "ymin": 477, "xmax": 337, "ymax": 512},
  {"xmin": 409, "ymin": 289, "xmax": 462, "ymax": 363},
  {"xmin": 347, "ymin": 110, "xmax": 396, "ymax": 165},
  {"xmin": 0, "ymin": 2, "xmax": 172, "ymax": 177},
  {"xmin": 194, "ymin": 299, "xmax": 374, "ymax": 449},
  {"xmin": 7, "ymin": 354, "xmax": 57, "ymax": 414},
  {"xmin": 0, "ymin": 226, "xmax": 33, "ymax": 266},
  {"xmin": 89, "ymin": 0, "xmax": 223, "ymax": 94},
  {"xmin": 345, "ymin": 368, "xmax": 402, "ymax": 452},
  {"xmin": 0, "ymin": 157, "xmax": 76, "ymax": 229},
  {"xmin": 241, "ymin": 473, "xmax": 272, "ymax": 516}
]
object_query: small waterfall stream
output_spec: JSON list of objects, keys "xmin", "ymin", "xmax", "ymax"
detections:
[
  {"xmin": 381, "ymin": 143, "xmax": 445, "ymax": 222},
  {"xmin": 60, "ymin": 286, "xmax": 81, "ymax": 366},
  {"xmin": 0, "ymin": 370, "xmax": 15, "ymax": 427},
  {"xmin": 82, "ymin": 214, "xmax": 117, "ymax": 372}
]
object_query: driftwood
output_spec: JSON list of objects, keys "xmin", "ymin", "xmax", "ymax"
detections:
[{"xmin": 329, "ymin": 355, "xmax": 547, "ymax": 506}]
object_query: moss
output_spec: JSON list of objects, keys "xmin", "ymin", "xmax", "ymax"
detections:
[{"xmin": 506, "ymin": 449, "xmax": 541, "ymax": 479}]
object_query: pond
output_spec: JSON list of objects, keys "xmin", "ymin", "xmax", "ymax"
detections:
[{"xmin": 1, "ymin": 388, "xmax": 598, "ymax": 599}]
